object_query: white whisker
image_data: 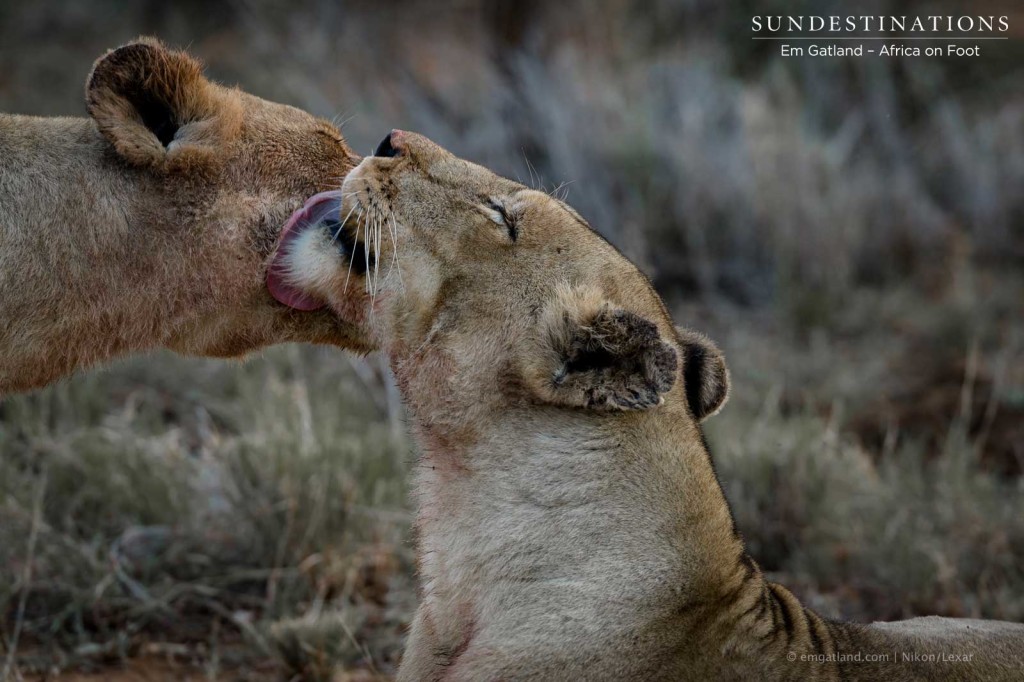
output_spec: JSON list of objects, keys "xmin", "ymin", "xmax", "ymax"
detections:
[
  {"xmin": 384, "ymin": 211, "xmax": 403, "ymax": 291},
  {"xmin": 344, "ymin": 208, "xmax": 362, "ymax": 294},
  {"xmin": 330, "ymin": 202, "xmax": 359, "ymax": 245},
  {"xmin": 363, "ymin": 210, "xmax": 373, "ymax": 301},
  {"xmin": 374, "ymin": 210, "xmax": 383, "ymax": 297},
  {"xmin": 549, "ymin": 180, "xmax": 575, "ymax": 201}
]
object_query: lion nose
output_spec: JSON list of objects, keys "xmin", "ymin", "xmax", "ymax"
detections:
[{"xmin": 373, "ymin": 130, "xmax": 404, "ymax": 158}]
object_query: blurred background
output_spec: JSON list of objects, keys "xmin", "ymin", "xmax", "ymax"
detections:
[{"xmin": 2, "ymin": 0, "xmax": 1023, "ymax": 679}]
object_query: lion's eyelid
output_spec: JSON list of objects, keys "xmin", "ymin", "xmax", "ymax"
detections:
[
  {"xmin": 481, "ymin": 203, "xmax": 506, "ymax": 226},
  {"xmin": 482, "ymin": 198, "xmax": 520, "ymax": 242}
]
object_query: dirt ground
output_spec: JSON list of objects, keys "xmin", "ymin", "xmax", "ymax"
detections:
[
  {"xmin": 26, "ymin": 657, "xmax": 274, "ymax": 682},
  {"xmin": 20, "ymin": 653, "xmax": 385, "ymax": 682},
  {"xmin": 14, "ymin": 641, "xmax": 280, "ymax": 682}
]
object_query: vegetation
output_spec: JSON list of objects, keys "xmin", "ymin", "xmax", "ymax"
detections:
[{"xmin": 2, "ymin": 0, "xmax": 1022, "ymax": 678}]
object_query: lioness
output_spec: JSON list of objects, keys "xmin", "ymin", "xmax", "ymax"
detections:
[
  {"xmin": 281, "ymin": 131, "xmax": 1024, "ymax": 680},
  {"xmin": 0, "ymin": 38, "xmax": 369, "ymax": 395}
]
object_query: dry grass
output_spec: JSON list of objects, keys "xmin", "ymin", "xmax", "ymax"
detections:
[
  {"xmin": 0, "ymin": 349, "xmax": 414, "ymax": 678},
  {"xmin": 706, "ymin": 288, "xmax": 1024, "ymax": 624},
  {"xmin": 2, "ymin": 0, "xmax": 1023, "ymax": 678}
]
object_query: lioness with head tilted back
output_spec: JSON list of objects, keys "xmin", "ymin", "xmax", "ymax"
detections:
[
  {"xmin": 281, "ymin": 130, "xmax": 1024, "ymax": 680},
  {"xmin": 0, "ymin": 38, "xmax": 369, "ymax": 396}
]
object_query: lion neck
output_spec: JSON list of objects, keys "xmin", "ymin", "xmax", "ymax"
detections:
[{"xmin": 403, "ymin": 383, "xmax": 754, "ymax": 654}]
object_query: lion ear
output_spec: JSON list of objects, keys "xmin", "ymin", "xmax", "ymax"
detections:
[
  {"xmin": 85, "ymin": 37, "xmax": 241, "ymax": 170},
  {"xmin": 525, "ymin": 286, "xmax": 678, "ymax": 411},
  {"xmin": 675, "ymin": 327, "xmax": 729, "ymax": 421}
]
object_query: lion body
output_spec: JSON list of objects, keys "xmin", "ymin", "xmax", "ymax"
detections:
[
  {"xmin": 285, "ymin": 131, "xmax": 1024, "ymax": 680},
  {"xmin": 401, "ymin": 401, "xmax": 1024, "ymax": 681},
  {"xmin": 0, "ymin": 39, "xmax": 367, "ymax": 395}
]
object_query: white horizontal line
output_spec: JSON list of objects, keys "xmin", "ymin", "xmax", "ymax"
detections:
[{"xmin": 752, "ymin": 37, "xmax": 1008, "ymax": 40}]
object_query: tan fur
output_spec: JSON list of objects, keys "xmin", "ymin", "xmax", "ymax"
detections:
[
  {"xmin": 288, "ymin": 131, "xmax": 1024, "ymax": 680},
  {"xmin": 0, "ymin": 38, "xmax": 369, "ymax": 395}
]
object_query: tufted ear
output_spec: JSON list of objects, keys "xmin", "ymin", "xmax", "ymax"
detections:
[
  {"xmin": 85, "ymin": 37, "xmax": 241, "ymax": 171},
  {"xmin": 675, "ymin": 327, "xmax": 729, "ymax": 421},
  {"xmin": 525, "ymin": 286, "xmax": 678, "ymax": 411}
]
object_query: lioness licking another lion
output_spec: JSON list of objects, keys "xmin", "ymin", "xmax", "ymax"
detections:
[
  {"xmin": 275, "ymin": 131, "xmax": 1024, "ymax": 680},
  {"xmin": 0, "ymin": 38, "xmax": 370, "ymax": 396}
]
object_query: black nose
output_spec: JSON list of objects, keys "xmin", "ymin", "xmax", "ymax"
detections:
[{"xmin": 374, "ymin": 132, "xmax": 400, "ymax": 158}]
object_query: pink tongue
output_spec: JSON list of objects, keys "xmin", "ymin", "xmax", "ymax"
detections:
[{"xmin": 267, "ymin": 191, "xmax": 344, "ymax": 311}]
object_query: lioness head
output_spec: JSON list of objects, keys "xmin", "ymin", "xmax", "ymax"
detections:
[
  {"xmin": 85, "ymin": 38, "xmax": 367, "ymax": 354},
  {"xmin": 281, "ymin": 131, "xmax": 728, "ymax": 424}
]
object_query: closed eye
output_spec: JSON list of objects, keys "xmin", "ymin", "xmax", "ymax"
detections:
[
  {"xmin": 316, "ymin": 126, "xmax": 345, "ymax": 144},
  {"xmin": 483, "ymin": 198, "xmax": 518, "ymax": 242}
]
